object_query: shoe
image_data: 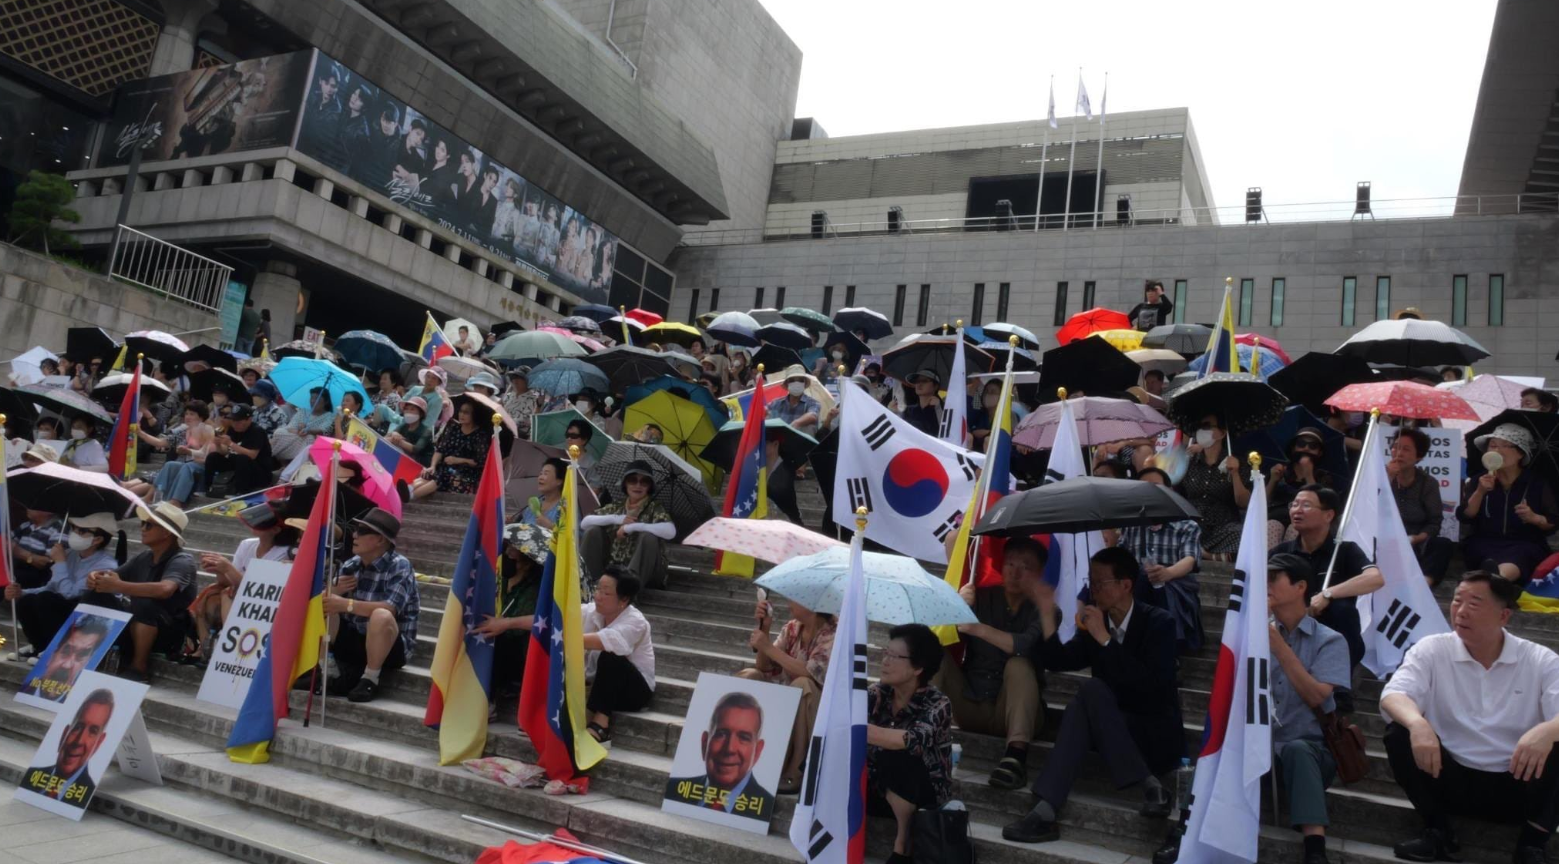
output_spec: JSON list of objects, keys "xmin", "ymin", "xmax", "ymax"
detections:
[
  {"xmin": 346, "ymin": 678, "xmax": 379, "ymax": 703},
  {"xmin": 884, "ymin": 854, "xmax": 912, "ymax": 864},
  {"xmin": 1001, "ymin": 809, "xmax": 1059, "ymax": 844},
  {"xmin": 988, "ymin": 756, "xmax": 1027, "ymax": 790},
  {"xmin": 1393, "ymin": 827, "xmax": 1463, "ymax": 862},
  {"xmin": 1304, "ymin": 847, "xmax": 1331, "ymax": 864},
  {"xmin": 1151, "ymin": 829, "xmax": 1182, "ymax": 864},
  {"xmin": 1140, "ymin": 782, "xmax": 1173, "ymax": 819},
  {"xmin": 1512, "ymin": 847, "xmax": 1546, "ymax": 864},
  {"xmin": 26, "ymin": 656, "xmax": 38, "ymax": 667},
  {"xmin": 120, "ymin": 667, "xmax": 151, "ymax": 685},
  {"xmin": 17, "ymin": 645, "xmax": 37, "ymax": 660},
  {"xmin": 777, "ymin": 775, "xmax": 802, "ymax": 795}
]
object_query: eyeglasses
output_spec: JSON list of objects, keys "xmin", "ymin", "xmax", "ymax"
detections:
[
  {"xmin": 139, "ymin": 520, "xmax": 159, "ymax": 531},
  {"xmin": 1290, "ymin": 501, "xmax": 1319, "ymax": 511},
  {"xmin": 883, "ymin": 651, "xmax": 911, "ymax": 662},
  {"xmin": 1087, "ymin": 578, "xmax": 1123, "ymax": 591}
]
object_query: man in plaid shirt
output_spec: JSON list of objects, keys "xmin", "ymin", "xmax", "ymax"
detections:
[
  {"xmin": 326, "ymin": 508, "xmax": 419, "ymax": 703},
  {"xmin": 1108, "ymin": 467, "xmax": 1204, "ymax": 654}
]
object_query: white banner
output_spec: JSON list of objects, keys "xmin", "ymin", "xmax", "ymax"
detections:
[{"xmin": 196, "ymin": 559, "xmax": 291, "ymax": 710}]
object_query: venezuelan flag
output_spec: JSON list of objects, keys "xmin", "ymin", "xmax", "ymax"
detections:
[
  {"xmin": 723, "ymin": 379, "xmax": 787, "ymax": 422},
  {"xmin": 425, "ymin": 424, "xmax": 503, "ymax": 763},
  {"xmin": 715, "ymin": 374, "xmax": 768, "ymax": 578},
  {"xmin": 517, "ymin": 458, "xmax": 607, "ymax": 781},
  {"xmin": 1521, "ymin": 554, "xmax": 1559, "ymax": 613},
  {"xmin": 1199, "ymin": 285, "xmax": 1239, "ymax": 377},
  {"xmin": 419, "ymin": 312, "xmax": 455, "ymax": 363},
  {"xmin": 346, "ymin": 417, "xmax": 425, "ymax": 487},
  {"xmin": 107, "ymin": 363, "xmax": 141, "ymax": 481},
  {"xmin": 225, "ymin": 470, "xmax": 334, "ymax": 763},
  {"xmin": 937, "ymin": 363, "xmax": 1016, "ymax": 645}
]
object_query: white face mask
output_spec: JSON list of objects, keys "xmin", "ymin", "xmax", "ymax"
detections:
[
  {"xmin": 788, "ymin": 382, "xmax": 806, "ymax": 397},
  {"xmin": 831, "ymin": 350, "xmax": 845, "ymax": 360},
  {"xmin": 36, "ymin": 430, "xmax": 52, "ymax": 441},
  {"xmin": 1194, "ymin": 429, "xmax": 1217, "ymax": 448},
  {"xmin": 67, "ymin": 533, "xmax": 94, "ymax": 552},
  {"xmin": 403, "ymin": 412, "xmax": 421, "ymax": 425},
  {"xmin": 70, "ymin": 428, "xmax": 88, "ymax": 440},
  {"xmin": 574, "ymin": 400, "xmax": 591, "ymax": 414}
]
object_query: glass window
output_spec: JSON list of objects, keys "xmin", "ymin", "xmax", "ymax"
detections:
[
  {"xmin": 1488, "ymin": 275, "xmax": 1504, "ymax": 326},
  {"xmin": 1451, "ymin": 275, "xmax": 1467, "ymax": 327},
  {"xmin": 971, "ymin": 284, "xmax": 985, "ymax": 326},
  {"xmin": 1173, "ymin": 280, "xmax": 1187, "ymax": 323},
  {"xmin": 1341, "ymin": 277, "xmax": 1356, "ymax": 327},
  {"xmin": 894, "ymin": 285, "xmax": 907, "ymax": 326},
  {"xmin": 1053, "ymin": 282, "xmax": 1070, "ymax": 327},
  {"xmin": 754, "ymin": 286, "xmax": 765, "ymax": 309},
  {"xmin": 1270, "ymin": 278, "xmax": 1285, "ymax": 327},
  {"xmin": 1082, "ymin": 281, "xmax": 1096, "ymax": 309},
  {"xmin": 845, "ymin": 285, "xmax": 856, "ymax": 308},
  {"xmin": 916, "ymin": 284, "xmax": 930, "ymax": 327},
  {"xmin": 822, "ymin": 285, "xmax": 834, "ymax": 315},
  {"xmin": 775, "ymin": 286, "xmax": 786, "ymax": 308},
  {"xmin": 687, "ymin": 289, "xmax": 700, "ymax": 322},
  {"xmin": 996, "ymin": 282, "xmax": 1011, "ymax": 321},
  {"xmin": 1376, "ymin": 276, "xmax": 1391, "ymax": 321},
  {"xmin": 1238, "ymin": 278, "xmax": 1254, "ymax": 327},
  {"xmin": 710, "ymin": 287, "xmax": 720, "ymax": 312}
]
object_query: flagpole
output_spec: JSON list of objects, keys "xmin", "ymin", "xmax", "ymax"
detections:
[
  {"xmin": 1036, "ymin": 74, "xmax": 1053, "ymax": 233},
  {"xmin": 618, "ymin": 306, "xmax": 632, "ymax": 347},
  {"xmin": 1091, "ymin": 72, "xmax": 1108, "ymax": 229},
  {"xmin": 1321, "ymin": 409, "xmax": 1380, "ymax": 591},
  {"xmin": 492, "ymin": 413, "xmax": 504, "ymax": 613},
  {"xmin": 1063, "ymin": 69, "xmax": 1082, "ymax": 232},
  {"xmin": 304, "ymin": 442, "xmax": 341, "ymax": 728},
  {"xmin": 2, "ymin": 417, "xmax": 17, "ymax": 661},
  {"xmin": 181, "ymin": 482, "xmax": 292, "ymax": 516}
]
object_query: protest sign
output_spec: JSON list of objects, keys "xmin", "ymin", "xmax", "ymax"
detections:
[
  {"xmin": 14, "ymin": 670, "xmax": 150, "ymax": 820},
  {"xmin": 197, "ymin": 559, "xmax": 291, "ymax": 710},
  {"xmin": 15, "ymin": 605, "xmax": 130, "ymax": 711}
]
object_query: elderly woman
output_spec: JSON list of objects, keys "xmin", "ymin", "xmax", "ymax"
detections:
[
  {"xmin": 1459, "ymin": 423, "xmax": 1558, "ymax": 583},
  {"xmin": 1387, "ymin": 427, "xmax": 1454, "ymax": 584},
  {"xmin": 471, "ymin": 522, "xmax": 553, "ymax": 714},
  {"xmin": 409, "ymin": 400, "xmax": 490, "ymax": 500},
  {"xmin": 191, "ymin": 501, "xmax": 293, "ymax": 662},
  {"xmin": 1178, "ymin": 413, "xmax": 1251, "ymax": 558},
  {"xmin": 7, "ymin": 512, "xmax": 122, "ymax": 656},
  {"xmin": 866, "ymin": 622, "xmax": 954, "ymax": 864},
  {"xmin": 580, "ymin": 459, "xmax": 674, "ymax": 589},
  {"xmin": 60, "ymin": 416, "xmax": 108, "ymax": 473},
  {"xmin": 738, "ymin": 593, "xmax": 837, "ymax": 795},
  {"xmin": 520, "ymin": 458, "xmax": 567, "ymax": 530}
]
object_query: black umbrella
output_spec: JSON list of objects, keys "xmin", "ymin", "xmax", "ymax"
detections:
[
  {"xmin": 278, "ymin": 479, "xmax": 381, "ymax": 531},
  {"xmin": 1165, "ymin": 372, "xmax": 1289, "ymax": 436},
  {"xmin": 702, "ymin": 418, "xmax": 819, "ymax": 470},
  {"xmin": 123, "ymin": 332, "xmax": 189, "ymax": 366},
  {"xmin": 1036, "ymin": 338, "xmax": 1141, "ymax": 402},
  {"xmin": 65, "ymin": 327, "xmax": 119, "ymax": 364},
  {"xmin": 1335, "ymin": 318, "xmax": 1490, "ymax": 367},
  {"xmin": 757, "ymin": 322, "xmax": 814, "ymax": 351},
  {"xmin": 583, "ymin": 346, "xmax": 678, "ymax": 392},
  {"xmin": 189, "ymin": 368, "xmax": 250, "ymax": 404},
  {"xmin": 273, "ymin": 340, "xmax": 340, "ymax": 362},
  {"xmin": 834, "ymin": 307, "xmax": 893, "ymax": 340},
  {"xmin": 1466, "ymin": 409, "xmax": 1559, "ymax": 489},
  {"xmin": 1269, "ymin": 352, "xmax": 1375, "ymax": 415},
  {"xmin": 973, "ymin": 476, "xmax": 1200, "ymax": 536},
  {"xmin": 17, "ymin": 384, "xmax": 115, "ymax": 426},
  {"xmin": 821, "ymin": 331, "xmax": 871, "ymax": 371},
  {"xmin": 920, "ymin": 323, "xmax": 984, "ymax": 346},
  {"xmin": 178, "ymin": 344, "xmax": 238, "ymax": 374},
  {"xmin": 1368, "ymin": 365, "xmax": 1443, "ymax": 384},
  {"xmin": 92, "ymin": 372, "xmax": 172, "ymax": 410},
  {"xmin": 0, "ymin": 385, "xmax": 39, "ymax": 427},
  {"xmin": 1142, "ymin": 323, "xmax": 1212, "ymax": 357},
  {"xmin": 489, "ymin": 320, "xmax": 525, "ymax": 338},
  {"xmin": 593, "ymin": 441, "xmax": 715, "ymax": 538},
  {"xmin": 751, "ymin": 344, "xmax": 803, "ymax": 375},
  {"xmin": 6, "ymin": 462, "xmax": 145, "ymax": 518},
  {"xmin": 882, "ymin": 334, "xmax": 994, "ymax": 383}
]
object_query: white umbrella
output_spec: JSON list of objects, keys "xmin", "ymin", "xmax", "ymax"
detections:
[
  {"xmin": 437, "ymin": 354, "xmax": 495, "ymax": 383},
  {"xmin": 9, "ymin": 346, "xmax": 58, "ymax": 386},
  {"xmin": 755, "ymin": 547, "xmax": 977, "ymax": 626},
  {"xmin": 1126, "ymin": 349, "xmax": 1189, "ymax": 376},
  {"xmin": 984, "ymin": 322, "xmax": 1041, "ymax": 349}
]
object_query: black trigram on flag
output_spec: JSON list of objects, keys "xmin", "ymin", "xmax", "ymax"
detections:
[
  {"xmin": 954, "ymin": 452, "xmax": 977, "ymax": 482},
  {"xmin": 1042, "ymin": 467, "xmax": 1065, "ymax": 485},
  {"xmin": 932, "ymin": 510, "xmax": 964, "ymax": 543},
  {"xmin": 852, "ymin": 643, "xmax": 869, "ymax": 691},
  {"xmin": 1374, "ymin": 598, "xmax": 1422, "ymax": 649},
  {"xmin": 846, "ymin": 477, "xmax": 873, "ymax": 513},
  {"xmin": 861, "ymin": 415, "xmax": 895, "ymax": 451},
  {"xmin": 1246, "ymin": 656, "xmax": 1271, "ymax": 726},
  {"xmin": 938, "ymin": 408, "xmax": 955, "ymax": 439},
  {"xmin": 805, "ymin": 818, "xmax": 834, "ymax": 860},
  {"xmin": 1228, "ymin": 571, "xmax": 1246, "ymax": 613}
]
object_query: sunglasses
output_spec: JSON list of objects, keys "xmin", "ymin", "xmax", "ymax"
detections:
[
  {"xmin": 625, "ymin": 476, "xmax": 652, "ymax": 485},
  {"xmin": 565, "ymin": 433, "xmax": 585, "ymax": 440}
]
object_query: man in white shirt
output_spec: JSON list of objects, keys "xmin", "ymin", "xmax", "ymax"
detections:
[
  {"xmin": 1381, "ymin": 571, "xmax": 1559, "ymax": 864},
  {"xmin": 582, "ymin": 566, "xmax": 656, "ymax": 749}
]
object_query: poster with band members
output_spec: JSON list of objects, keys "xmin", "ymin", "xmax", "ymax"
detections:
[
  {"xmin": 15, "ymin": 605, "xmax": 131, "ymax": 710},
  {"xmin": 98, "ymin": 52, "xmax": 313, "ymax": 167}
]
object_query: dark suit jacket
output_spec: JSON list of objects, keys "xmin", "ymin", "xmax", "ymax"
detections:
[
  {"xmin": 23, "ymin": 761, "xmax": 95, "ymax": 807},
  {"xmin": 665, "ymin": 772, "xmax": 775, "ymax": 821},
  {"xmin": 1031, "ymin": 601, "xmax": 1185, "ymax": 774}
]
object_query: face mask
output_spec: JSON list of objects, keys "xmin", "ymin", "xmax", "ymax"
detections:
[
  {"xmin": 1194, "ymin": 429, "xmax": 1217, "ymax": 448},
  {"xmin": 832, "ymin": 351, "xmax": 845, "ymax": 361},
  {"xmin": 403, "ymin": 412, "xmax": 420, "ymax": 424},
  {"xmin": 67, "ymin": 533, "xmax": 93, "ymax": 552},
  {"xmin": 788, "ymin": 382, "xmax": 806, "ymax": 397},
  {"xmin": 36, "ymin": 430, "xmax": 52, "ymax": 441},
  {"xmin": 70, "ymin": 428, "xmax": 88, "ymax": 440},
  {"xmin": 575, "ymin": 401, "xmax": 591, "ymax": 414}
]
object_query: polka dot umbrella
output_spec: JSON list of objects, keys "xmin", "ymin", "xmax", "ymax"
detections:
[{"xmin": 1323, "ymin": 380, "xmax": 1479, "ymax": 422}]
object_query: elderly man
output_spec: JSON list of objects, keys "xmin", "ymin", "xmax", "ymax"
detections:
[
  {"xmin": 326, "ymin": 508, "xmax": 419, "ymax": 703},
  {"xmin": 83, "ymin": 502, "xmax": 197, "ymax": 683},
  {"xmin": 1271, "ymin": 484, "xmax": 1383, "ymax": 675},
  {"xmin": 1109, "ymin": 466, "xmax": 1204, "ymax": 653},
  {"xmin": 1382, "ymin": 571, "xmax": 1559, "ymax": 864},
  {"xmin": 22, "ymin": 688, "xmax": 115, "ymax": 809},
  {"xmin": 665, "ymin": 691, "xmax": 775, "ymax": 821},
  {"xmin": 770, "ymin": 369, "xmax": 820, "ymax": 434},
  {"xmin": 1267, "ymin": 553, "xmax": 1354, "ymax": 864}
]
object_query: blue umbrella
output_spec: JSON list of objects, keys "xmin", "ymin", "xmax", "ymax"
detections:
[
  {"xmin": 625, "ymin": 375, "xmax": 728, "ymax": 426},
  {"xmin": 529, "ymin": 357, "xmax": 610, "ymax": 396},
  {"xmin": 333, "ymin": 330, "xmax": 406, "ymax": 372},
  {"xmin": 572, "ymin": 304, "xmax": 619, "ymax": 324},
  {"xmin": 755, "ymin": 547, "xmax": 977, "ymax": 626},
  {"xmin": 268, "ymin": 356, "xmax": 371, "ymax": 411},
  {"xmin": 1188, "ymin": 343, "xmax": 1287, "ymax": 380}
]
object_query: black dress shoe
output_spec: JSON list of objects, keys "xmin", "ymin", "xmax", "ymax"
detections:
[
  {"xmin": 1512, "ymin": 846, "xmax": 1547, "ymax": 864},
  {"xmin": 347, "ymin": 677, "xmax": 380, "ymax": 703},
  {"xmin": 1304, "ymin": 847, "xmax": 1331, "ymax": 864},
  {"xmin": 1141, "ymin": 783, "xmax": 1173, "ymax": 818},
  {"xmin": 1151, "ymin": 831, "xmax": 1181, "ymax": 864},
  {"xmin": 1001, "ymin": 810, "xmax": 1059, "ymax": 844},
  {"xmin": 1393, "ymin": 828, "xmax": 1463, "ymax": 862}
]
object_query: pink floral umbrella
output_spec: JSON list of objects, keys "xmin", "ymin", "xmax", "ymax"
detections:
[
  {"xmin": 684, "ymin": 517, "xmax": 845, "ymax": 566},
  {"xmin": 1014, "ymin": 396, "xmax": 1175, "ymax": 449},
  {"xmin": 308, "ymin": 437, "xmax": 401, "ymax": 519},
  {"xmin": 1439, "ymin": 374, "xmax": 1528, "ymax": 432},
  {"xmin": 538, "ymin": 326, "xmax": 607, "ymax": 353},
  {"xmin": 1324, "ymin": 381, "xmax": 1478, "ymax": 421}
]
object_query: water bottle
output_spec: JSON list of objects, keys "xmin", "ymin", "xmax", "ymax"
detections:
[
  {"xmin": 949, "ymin": 743, "xmax": 962, "ymax": 778},
  {"xmin": 1173, "ymin": 757, "xmax": 1195, "ymax": 819}
]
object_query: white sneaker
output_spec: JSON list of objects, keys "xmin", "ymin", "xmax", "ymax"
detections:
[{"xmin": 26, "ymin": 656, "xmax": 38, "ymax": 667}]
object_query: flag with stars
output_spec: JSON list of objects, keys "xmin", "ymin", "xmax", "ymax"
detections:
[
  {"xmin": 714, "ymin": 366, "xmax": 769, "ymax": 577},
  {"xmin": 519, "ymin": 455, "xmax": 608, "ymax": 782},
  {"xmin": 424, "ymin": 422, "xmax": 504, "ymax": 764}
]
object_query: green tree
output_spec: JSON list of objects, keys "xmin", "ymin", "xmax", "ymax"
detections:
[{"xmin": 6, "ymin": 170, "xmax": 81, "ymax": 255}]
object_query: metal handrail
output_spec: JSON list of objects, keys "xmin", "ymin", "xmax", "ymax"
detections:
[
  {"xmin": 106, "ymin": 224, "xmax": 232, "ymax": 313},
  {"xmin": 680, "ymin": 191, "xmax": 1559, "ymax": 247}
]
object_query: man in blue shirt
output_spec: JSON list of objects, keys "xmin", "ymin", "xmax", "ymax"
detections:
[{"xmin": 769, "ymin": 370, "xmax": 820, "ymax": 434}]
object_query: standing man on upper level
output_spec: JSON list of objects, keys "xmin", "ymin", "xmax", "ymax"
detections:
[{"xmin": 1127, "ymin": 281, "xmax": 1175, "ymax": 332}]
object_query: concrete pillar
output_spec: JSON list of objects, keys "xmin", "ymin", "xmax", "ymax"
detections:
[
  {"xmin": 241, "ymin": 163, "xmax": 265, "ymax": 182},
  {"xmin": 153, "ymin": 172, "xmax": 177, "ymax": 191},
  {"xmin": 181, "ymin": 169, "xmax": 204, "ymax": 188},
  {"xmin": 523, "ymin": 282, "xmax": 539, "ymax": 302},
  {"xmin": 383, "ymin": 213, "xmax": 404, "ymax": 234},
  {"xmin": 211, "ymin": 166, "xmax": 234, "ymax": 185},
  {"xmin": 474, "ymin": 259, "xmax": 489, "ymax": 278},
  {"xmin": 416, "ymin": 229, "xmax": 433, "ymax": 250},
  {"xmin": 148, "ymin": 0, "xmax": 216, "ymax": 76},
  {"xmin": 443, "ymin": 243, "xmax": 462, "ymax": 263},
  {"xmin": 75, "ymin": 180, "xmax": 98, "ymax": 198},
  {"xmin": 547, "ymin": 294, "xmax": 562, "ymax": 312},
  {"xmin": 272, "ymin": 160, "xmax": 297, "ymax": 183},
  {"xmin": 101, "ymin": 177, "xmax": 121, "ymax": 196},
  {"xmin": 250, "ymin": 261, "xmax": 302, "ymax": 346},
  {"xmin": 348, "ymin": 195, "xmax": 369, "ymax": 218},
  {"xmin": 313, "ymin": 177, "xmax": 334, "ymax": 200},
  {"xmin": 499, "ymin": 271, "xmax": 515, "ymax": 290}
]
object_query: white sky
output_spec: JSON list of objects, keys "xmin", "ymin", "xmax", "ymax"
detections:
[{"xmin": 755, "ymin": 0, "xmax": 1497, "ymax": 211}]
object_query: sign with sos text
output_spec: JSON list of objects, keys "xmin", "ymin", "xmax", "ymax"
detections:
[{"xmin": 196, "ymin": 559, "xmax": 291, "ymax": 710}]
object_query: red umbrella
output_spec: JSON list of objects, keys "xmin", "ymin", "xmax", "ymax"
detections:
[
  {"xmin": 1324, "ymin": 381, "xmax": 1478, "ymax": 421},
  {"xmin": 625, "ymin": 308, "xmax": 664, "ymax": 327},
  {"xmin": 1056, "ymin": 308, "xmax": 1130, "ymax": 345},
  {"xmin": 1235, "ymin": 333, "xmax": 1292, "ymax": 364}
]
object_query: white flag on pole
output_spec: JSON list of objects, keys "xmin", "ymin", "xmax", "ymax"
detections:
[
  {"xmin": 940, "ymin": 332, "xmax": 968, "ymax": 448},
  {"xmin": 1048, "ymin": 79, "xmax": 1058, "ymax": 129},
  {"xmin": 1043, "ymin": 398, "xmax": 1101, "ymax": 643},
  {"xmin": 1076, "ymin": 76, "xmax": 1092, "ymax": 120},
  {"xmin": 1178, "ymin": 465, "xmax": 1272, "ymax": 864},
  {"xmin": 1345, "ymin": 424, "xmax": 1451, "ymax": 677}
]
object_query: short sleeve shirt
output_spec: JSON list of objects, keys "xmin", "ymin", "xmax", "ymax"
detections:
[{"xmin": 1269, "ymin": 615, "xmax": 1352, "ymax": 746}]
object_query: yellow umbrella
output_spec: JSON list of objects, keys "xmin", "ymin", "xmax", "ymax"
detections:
[
  {"xmin": 623, "ymin": 388, "xmax": 723, "ymax": 492},
  {"xmin": 1090, "ymin": 329, "xmax": 1146, "ymax": 352},
  {"xmin": 641, "ymin": 322, "xmax": 705, "ymax": 349}
]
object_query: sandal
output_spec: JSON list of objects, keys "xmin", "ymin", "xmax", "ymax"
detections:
[
  {"xmin": 988, "ymin": 756, "xmax": 1027, "ymax": 790},
  {"xmin": 587, "ymin": 721, "xmax": 613, "ymax": 750}
]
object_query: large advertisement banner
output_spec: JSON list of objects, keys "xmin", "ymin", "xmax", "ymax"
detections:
[
  {"xmin": 99, "ymin": 52, "xmax": 314, "ymax": 166},
  {"xmin": 292, "ymin": 52, "xmax": 618, "ymax": 304}
]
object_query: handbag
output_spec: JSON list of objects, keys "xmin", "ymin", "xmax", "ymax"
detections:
[
  {"xmin": 1313, "ymin": 706, "xmax": 1369, "ymax": 785},
  {"xmin": 912, "ymin": 805, "xmax": 975, "ymax": 864}
]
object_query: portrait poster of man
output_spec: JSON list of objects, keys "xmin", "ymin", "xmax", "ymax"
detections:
[
  {"xmin": 14, "ymin": 671, "xmax": 150, "ymax": 820},
  {"xmin": 15, "ymin": 605, "xmax": 131, "ymax": 710},
  {"xmin": 662, "ymin": 672, "xmax": 801, "ymax": 835}
]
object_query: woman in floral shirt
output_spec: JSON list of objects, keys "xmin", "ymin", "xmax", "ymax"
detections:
[
  {"xmin": 737, "ymin": 597, "xmax": 837, "ymax": 794},
  {"xmin": 867, "ymin": 622, "xmax": 954, "ymax": 864},
  {"xmin": 501, "ymin": 367, "xmax": 544, "ymax": 439}
]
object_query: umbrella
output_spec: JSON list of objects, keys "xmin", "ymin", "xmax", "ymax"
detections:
[
  {"xmin": 558, "ymin": 315, "xmax": 604, "ymax": 335},
  {"xmin": 758, "ymin": 322, "xmax": 814, "ymax": 351},
  {"xmin": 444, "ymin": 318, "xmax": 479, "ymax": 346},
  {"xmin": 17, "ymin": 384, "xmax": 115, "ymax": 426},
  {"xmin": 504, "ymin": 438, "xmax": 597, "ymax": 518},
  {"xmin": 333, "ymin": 330, "xmax": 406, "ymax": 372},
  {"xmin": 490, "ymin": 321, "xmax": 526, "ymax": 338},
  {"xmin": 175, "ymin": 344, "xmax": 238, "ymax": 374},
  {"xmin": 642, "ymin": 322, "xmax": 704, "ymax": 348},
  {"xmin": 623, "ymin": 388, "xmax": 722, "ymax": 492},
  {"xmin": 1165, "ymin": 372, "xmax": 1288, "ymax": 436},
  {"xmin": 1187, "ymin": 343, "xmax": 1288, "ymax": 380},
  {"xmin": 308, "ymin": 437, "xmax": 401, "ymax": 519},
  {"xmin": 9, "ymin": 347, "xmax": 58, "ymax": 386},
  {"xmin": 1036, "ymin": 338, "xmax": 1142, "ymax": 401},
  {"xmin": 607, "ymin": 316, "xmax": 646, "ymax": 339},
  {"xmin": 747, "ymin": 308, "xmax": 786, "ymax": 326},
  {"xmin": 278, "ymin": 478, "xmax": 380, "ymax": 529},
  {"xmin": 1057, "ymin": 308, "xmax": 1131, "ymax": 345},
  {"xmin": 702, "ymin": 418, "xmax": 819, "ymax": 469},
  {"xmin": 593, "ymin": 440, "xmax": 715, "ymax": 537},
  {"xmin": 1268, "ymin": 353, "xmax": 1376, "ymax": 415},
  {"xmin": 489, "ymin": 331, "xmax": 587, "ymax": 365},
  {"xmin": 188, "ymin": 367, "xmax": 249, "ymax": 404},
  {"xmin": 685, "ymin": 518, "xmax": 845, "ymax": 565},
  {"xmin": 450, "ymin": 391, "xmax": 519, "ymax": 454},
  {"xmin": 1467, "ymin": 409, "xmax": 1559, "ymax": 487},
  {"xmin": 1368, "ymin": 365, "xmax": 1443, "ymax": 384},
  {"xmin": 983, "ymin": 322, "xmax": 1040, "ymax": 350},
  {"xmin": 1323, "ymin": 381, "xmax": 1479, "ymax": 421},
  {"xmin": 65, "ymin": 327, "xmax": 117, "ymax": 363},
  {"xmin": 1233, "ymin": 405, "xmax": 1350, "ymax": 479},
  {"xmin": 1089, "ymin": 329, "xmax": 1146, "ymax": 352},
  {"xmin": 582, "ymin": 346, "xmax": 678, "ymax": 392},
  {"xmin": 624, "ymin": 308, "xmax": 663, "ymax": 328},
  {"xmin": 1013, "ymin": 396, "xmax": 1175, "ymax": 450},
  {"xmin": 268, "ymin": 356, "xmax": 370, "ymax": 412},
  {"xmin": 123, "ymin": 330, "xmax": 190, "ymax": 365},
  {"xmin": 1126, "ymin": 349, "xmax": 1188, "ymax": 377},
  {"xmin": 626, "ymin": 376, "xmax": 729, "ymax": 428},
  {"xmin": 1335, "ymin": 318, "xmax": 1491, "ymax": 367},
  {"xmin": 532, "ymin": 409, "xmax": 609, "ymax": 461},
  {"xmin": 1141, "ymin": 323, "xmax": 1212, "ymax": 356},
  {"xmin": 0, "ymin": 385, "xmax": 39, "ymax": 426},
  {"xmin": 976, "ymin": 341, "xmax": 1038, "ymax": 372},
  {"xmin": 529, "ymin": 358, "xmax": 610, "ymax": 397},
  {"xmin": 833, "ymin": 307, "xmax": 893, "ymax": 341},
  {"xmin": 781, "ymin": 307, "xmax": 834, "ymax": 334},
  {"xmin": 756, "ymin": 547, "xmax": 976, "ymax": 626},
  {"xmin": 659, "ymin": 347, "xmax": 705, "ymax": 380},
  {"xmin": 707, "ymin": 311, "xmax": 762, "ymax": 348},
  {"xmin": 437, "ymin": 354, "xmax": 497, "ymax": 384},
  {"xmin": 6, "ymin": 462, "xmax": 143, "ymax": 517},
  {"xmin": 882, "ymin": 334, "xmax": 994, "ymax": 383},
  {"xmin": 974, "ymin": 475, "xmax": 1201, "ymax": 536},
  {"xmin": 822, "ymin": 331, "xmax": 871, "ymax": 368},
  {"xmin": 237, "ymin": 352, "xmax": 277, "ymax": 376},
  {"xmin": 751, "ymin": 344, "xmax": 803, "ymax": 375},
  {"xmin": 1236, "ymin": 333, "xmax": 1292, "ymax": 365},
  {"xmin": 1440, "ymin": 375, "xmax": 1530, "ymax": 432},
  {"xmin": 538, "ymin": 326, "xmax": 608, "ymax": 353},
  {"xmin": 93, "ymin": 372, "xmax": 171, "ymax": 409},
  {"xmin": 570, "ymin": 305, "xmax": 619, "ymax": 324},
  {"xmin": 272, "ymin": 339, "xmax": 339, "ymax": 362},
  {"xmin": 922, "ymin": 324, "xmax": 987, "ymax": 345}
]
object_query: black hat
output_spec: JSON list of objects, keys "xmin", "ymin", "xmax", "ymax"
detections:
[
  {"xmin": 228, "ymin": 403, "xmax": 255, "ymax": 420},
  {"xmin": 1267, "ymin": 552, "xmax": 1315, "ymax": 586},
  {"xmin": 620, "ymin": 459, "xmax": 658, "ymax": 493},
  {"xmin": 351, "ymin": 507, "xmax": 401, "ymax": 543}
]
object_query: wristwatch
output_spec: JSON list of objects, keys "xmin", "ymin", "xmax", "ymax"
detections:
[{"xmin": 1321, "ymin": 588, "xmax": 1334, "ymax": 601}]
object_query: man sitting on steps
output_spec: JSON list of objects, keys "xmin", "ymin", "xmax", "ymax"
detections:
[
  {"xmin": 82, "ymin": 503, "xmax": 197, "ymax": 685},
  {"xmin": 325, "ymin": 508, "xmax": 419, "ymax": 704}
]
